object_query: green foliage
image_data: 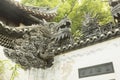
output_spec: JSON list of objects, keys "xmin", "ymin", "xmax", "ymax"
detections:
[
  {"xmin": 21, "ymin": 0, "xmax": 59, "ymax": 7},
  {"xmin": 0, "ymin": 60, "xmax": 5, "ymax": 80},
  {"xmin": 0, "ymin": 60, "xmax": 21, "ymax": 80},
  {"xmin": 10, "ymin": 64, "xmax": 21, "ymax": 80},
  {"xmin": 71, "ymin": 0, "xmax": 113, "ymax": 36},
  {"xmin": 0, "ymin": 60, "xmax": 6, "ymax": 74},
  {"xmin": 21, "ymin": 0, "xmax": 113, "ymax": 36}
]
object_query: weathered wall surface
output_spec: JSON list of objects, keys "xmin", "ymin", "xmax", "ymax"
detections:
[{"xmin": 0, "ymin": 37, "xmax": 120, "ymax": 80}]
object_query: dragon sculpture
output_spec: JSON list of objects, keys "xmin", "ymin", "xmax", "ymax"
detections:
[
  {"xmin": 0, "ymin": 0, "xmax": 72, "ymax": 69},
  {"xmin": 81, "ymin": 13, "xmax": 100, "ymax": 39},
  {"xmin": 81, "ymin": 0, "xmax": 120, "ymax": 39},
  {"xmin": 81, "ymin": 12, "xmax": 115, "ymax": 39}
]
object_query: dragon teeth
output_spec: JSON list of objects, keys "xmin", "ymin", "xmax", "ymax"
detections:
[{"xmin": 62, "ymin": 34, "xmax": 65, "ymax": 39}]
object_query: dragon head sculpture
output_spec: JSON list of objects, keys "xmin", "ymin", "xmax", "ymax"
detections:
[{"xmin": 51, "ymin": 17, "xmax": 72, "ymax": 42}]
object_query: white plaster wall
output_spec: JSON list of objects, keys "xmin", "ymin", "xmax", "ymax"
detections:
[{"xmin": 0, "ymin": 37, "xmax": 120, "ymax": 80}]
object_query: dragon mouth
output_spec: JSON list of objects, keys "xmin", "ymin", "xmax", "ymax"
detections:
[
  {"xmin": 52, "ymin": 20, "xmax": 72, "ymax": 42},
  {"xmin": 53, "ymin": 28, "xmax": 71, "ymax": 41}
]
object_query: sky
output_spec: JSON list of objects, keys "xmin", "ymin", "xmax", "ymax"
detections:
[{"xmin": 14, "ymin": 0, "xmax": 21, "ymax": 2}]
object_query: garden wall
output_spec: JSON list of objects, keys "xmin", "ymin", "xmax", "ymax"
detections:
[{"xmin": 0, "ymin": 37, "xmax": 120, "ymax": 80}]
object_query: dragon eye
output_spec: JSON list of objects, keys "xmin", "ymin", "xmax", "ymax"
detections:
[{"xmin": 66, "ymin": 22, "xmax": 71, "ymax": 26}]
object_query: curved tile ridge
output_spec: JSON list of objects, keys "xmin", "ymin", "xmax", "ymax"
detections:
[
  {"xmin": 0, "ymin": 22, "xmax": 42, "ymax": 49},
  {"xmin": 52, "ymin": 27, "xmax": 120, "ymax": 55},
  {"xmin": 13, "ymin": 1, "xmax": 57, "ymax": 20},
  {"xmin": 0, "ymin": 22, "xmax": 27, "ymax": 49}
]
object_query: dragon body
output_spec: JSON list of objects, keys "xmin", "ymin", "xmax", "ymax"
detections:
[{"xmin": 2, "ymin": 18, "xmax": 72, "ymax": 69}]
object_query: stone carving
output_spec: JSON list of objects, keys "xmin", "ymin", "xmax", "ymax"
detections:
[
  {"xmin": 81, "ymin": 13, "xmax": 100, "ymax": 39},
  {"xmin": 0, "ymin": 0, "xmax": 72, "ymax": 69},
  {"xmin": 80, "ymin": 1, "xmax": 120, "ymax": 39},
  {"xmin": 1, "ymin": 17, "xmax": 72, "ymax": 69},
  {"xmin": 109, "ymin": 0, "xmax": 120, "ymax": 25},
  {"xmin": 78, "ymin": 62, "xmax": 114, "ymax": 78},
  {"xmin": 81, "ymin": 13, "xmax": 115, "ymax": 39}
]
